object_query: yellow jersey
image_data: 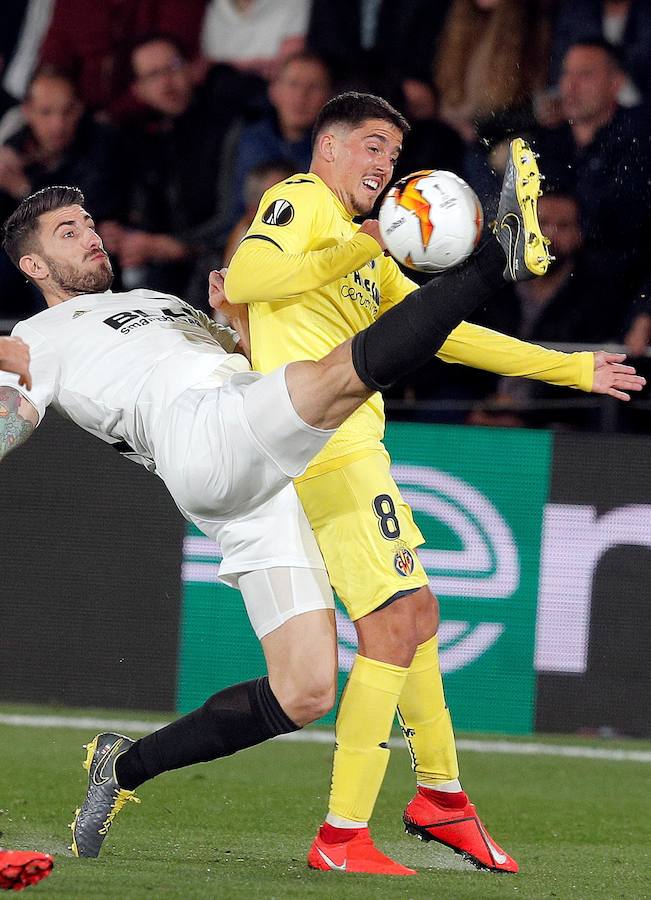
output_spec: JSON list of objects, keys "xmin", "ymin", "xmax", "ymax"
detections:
[{"xmin": 225, "ymin": 173, "xmax": 593, "ymax": 476}]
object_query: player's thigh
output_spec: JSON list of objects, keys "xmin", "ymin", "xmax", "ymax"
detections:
[
  {"xmin": 240, "ymin": 568, "xmax": 338, "ymax": 722},
  {"xmin": 295, "ymin": 451, "xmax": 428, "ymax": 620},
  {"xmin": 238, "ymin": 365, "xmax": 334, "ymax": 477},
  {"xmin": 238, "ymin": 563, "xmax": 335, "ymax": 640},
  {"xmin": 258, "ymin": 601, "xmax": 338, "ymax": 715},
  {"xmin": 188, "ymin": 480, "xmax": 329, "ymax": 590},
  {"xmin": 157, "ymin": 382, "xmax": 291, "ymax": 520},
  {"xmin": 159, "ymin": 367, "xmax": 332, "ymax": 521}
]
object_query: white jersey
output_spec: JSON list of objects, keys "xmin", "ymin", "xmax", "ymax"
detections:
[{"xmin": 0, "ymin": 289, "xmax": 250, "ymax": 470}]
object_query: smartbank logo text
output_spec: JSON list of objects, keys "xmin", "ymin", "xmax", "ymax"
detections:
[{"xmin": 182, "ymin": 470, "xmax": 651, "ymax": 677}]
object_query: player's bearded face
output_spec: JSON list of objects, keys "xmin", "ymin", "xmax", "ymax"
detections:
[{"xmin": 44, "ymin": 249, "xmax": 114, "ymax": 294}]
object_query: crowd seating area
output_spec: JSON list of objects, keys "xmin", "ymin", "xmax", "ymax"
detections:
[{"xmin": 0, "ymin": 0, "xmax": 649, "ymax": 425}]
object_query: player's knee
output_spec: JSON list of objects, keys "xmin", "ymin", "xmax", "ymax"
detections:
[
  {"xmin": 413, "ymin": 588, "xmax": 440, "ymax": 638},
  {"xmin": 279, "ymin": 676, "xmax": 337, "ymax": 727},
  {"xmin": 303, "ymin": 681, "xmax": 337, "ymax": 724}
]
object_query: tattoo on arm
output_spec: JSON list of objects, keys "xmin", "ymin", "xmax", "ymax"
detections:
[{"xmin": 0, "ymin": 387, "xmax": 36, "ymax": 459}]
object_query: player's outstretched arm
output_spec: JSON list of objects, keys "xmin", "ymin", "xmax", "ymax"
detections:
[
  {"xmin": 438, "ymin": 321, "xmax": 592, "ymax": 391},
  {"xmin": 0, "ymin": 336, "xmax": 31, "ymax": 390},
  {"xmin": 437, "ymin": 323, "xmax": 645, "ymax": 400},
  {"xmin": 0, "ymin": 387, "xmax": 38, "ymax": 461},
  {"xmin": 591, "ymin": 351, "xmax": 646, "ymax": 400}
]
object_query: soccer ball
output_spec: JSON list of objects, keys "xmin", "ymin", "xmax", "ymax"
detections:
[{"xmin": 378, "ymin": 170, "xmax": 484, "ymax": 273}]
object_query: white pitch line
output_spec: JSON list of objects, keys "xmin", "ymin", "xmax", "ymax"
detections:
[{"xmin": 1, "ymin": 713, "xmax": 650, "ymax": 762}]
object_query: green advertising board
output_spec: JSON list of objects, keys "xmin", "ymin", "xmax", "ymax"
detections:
[{"xmin": 177, "ymin": 423, "xmax": 552, "ymax": 734}]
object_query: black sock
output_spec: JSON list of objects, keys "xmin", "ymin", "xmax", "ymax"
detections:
[
  {"xmin": 351, "ymin": 240, "xmax": 505, "ymax": 392},
  {"xmin": 115, "ymin": 677, "xmax": 298, "ymax": 790}
]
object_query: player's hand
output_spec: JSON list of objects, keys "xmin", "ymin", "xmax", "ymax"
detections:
[
  {"xmin": 208, "ymin": 268, "xmax": 229, "ymax": 313},
  {"xmin": 592, "ymin": 351, "xmax": 646, "ymax": 401},
  {"xmin": 358, "ymin": 219, "xmax": 386, "ymax": 252},
  {"xmin": 209, "ymin": 269, "xmax": 251, "ymax": 361},
  {"xmin": 0, "ymin": 336, "xmax": 32, "ymax": 391}
]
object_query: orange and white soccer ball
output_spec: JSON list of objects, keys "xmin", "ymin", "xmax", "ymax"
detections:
[{"xmin": 378, "ymin": 170, "xmax": 484, "ymax": 272}]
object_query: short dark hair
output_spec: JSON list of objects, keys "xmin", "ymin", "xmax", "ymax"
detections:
[
  {"xmin": 312, "ymin": 91, "xmax": 410, "ymax": 148},
  {"xmin": 275, "ymin": 50, "xmax": 332, "ymax": 84},
  {"xmin": 127, "ymin": 32, "xmax": 188, "ymax": 83},
  {"xmin": 25, "ymin": 65, "xmax": 80, "ymax": 102},
  {"xmin": 565, "ymin": 38, "xmax": 625, "ymax": 71},
  {"xmin": 3, "ymin": 185, "xmax": 85, "ymax": 268}
]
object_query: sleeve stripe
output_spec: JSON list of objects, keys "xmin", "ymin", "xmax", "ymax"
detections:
[{"xmin": 241, "ymin": 234, "xmax": 284, "ymax": 251}]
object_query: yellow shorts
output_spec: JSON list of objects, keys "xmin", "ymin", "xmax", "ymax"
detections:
[{"xmin": 295, "ymin": 450, "xmax": 428, "ymax": 620}]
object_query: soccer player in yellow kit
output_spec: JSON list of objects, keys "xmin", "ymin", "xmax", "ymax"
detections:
[{"xmin": 224, "ymin": 93, "xmax": 634, "ymax": 875}]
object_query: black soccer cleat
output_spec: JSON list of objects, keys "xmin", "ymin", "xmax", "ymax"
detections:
[
  {"xmin": 69, "ymin": 732, "xmax": 140, "ymax": 858},
  {"xmin": 493, "ymin": 137, "xmax": 553, "ymax": 281}
]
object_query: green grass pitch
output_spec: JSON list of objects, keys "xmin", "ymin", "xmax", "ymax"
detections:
[{"xmin": 0, "ymin": 709, "xmax": 649, "ymax": 899}]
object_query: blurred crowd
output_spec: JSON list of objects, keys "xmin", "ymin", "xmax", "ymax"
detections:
[{"xmin": 0, "ymin": 0, "xmax": 650, "ymax": 424}]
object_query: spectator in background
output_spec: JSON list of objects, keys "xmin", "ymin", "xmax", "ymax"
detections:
[
  {"xmin": 390, "ymin": 77, "xmax": 464, "ymax": 181},
  {"xmin": 0, "ymin": 68, "xmax": 123, "ymax": 224},
  {"xmin": 0, "ymin": 0, "xmax": 54, "ymax": 121},
  {"xmin": 306, "ymin": 0, "xmax": 451, "ymax": 91},
  {"xmin": 434, "ymin": 0, "xmax": 551, "ymax": 144},
  {"xmin": 222, "ymin": 159, "xmax": 295, "ymax": 266},
  {"xmin": 221, "ymin": 52, "xmax": 332, "ymax": 230},
  {"xmin": 550, "ymin": 0, "xmax": 651, "ymax": 104},
  {"xmin": 38, "ymin": 0, "xmax": 206, "ymax": 118},
  {"xmin": 534, "ymin": 39, "xmax": 651, "ymax": 335},
  {"xmin": 102, "ymin": 35, "xmax": 238, "ymax": 310},
  {"xmin": 476, "ymin": 192, "xmax": 608, "ymax": 343},
  {"xmin": 199, "ymin": 0, "xmax": 311, "ymax": 83},
  {"xmin": 0, "ymin": 66, "xmax": 125, "ymax": 321},
  {"xmin": 468, "ymin": 192, "xmax": 617, "ymax": 427}
]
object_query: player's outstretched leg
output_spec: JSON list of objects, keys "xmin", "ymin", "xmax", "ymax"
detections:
[
  {"xmin": 0, "ymin": 850, "xmax": 54, "ymax": 891},
  {"xmin": 403, "ymin": 788, "xmax": 518, "ymax": 873},
  {"xmin": 70, "ymin": 733, "xmax": 140, "ymax": 858},
  {"xmin": 493, "ymin": 137, "xmax": 552, "ymax": 281}
]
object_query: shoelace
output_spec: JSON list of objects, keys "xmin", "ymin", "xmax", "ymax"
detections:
[{"xmin": 99, "ymin": 789, "xmax": 141, "ymax": 835}]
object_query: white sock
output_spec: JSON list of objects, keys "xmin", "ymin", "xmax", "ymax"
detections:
[
  {"xmin": 418, "ymin": 778, "xmax": 463, "ymax": 793},
  {"xmin": 325, "ymin": 813, "xmax": 368, "ymax": 829}
]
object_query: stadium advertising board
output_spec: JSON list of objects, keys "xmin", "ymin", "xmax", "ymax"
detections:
[
  {"xmin": 5, "ymin": 417, "xmax": 648, "ymax": 735},
  {"xmin": 0, "ymin": 413, "xmax": 184, "ymax": 711},
  {"xmin": 535, "ymin": 434, "xmax": 651, "ymax": 738}
]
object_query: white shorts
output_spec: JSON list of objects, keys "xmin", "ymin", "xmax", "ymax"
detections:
[{"xmin": 154, "ymin": 364, "xmax": 334, "ymax": 586}]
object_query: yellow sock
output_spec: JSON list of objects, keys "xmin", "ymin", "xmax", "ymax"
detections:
[
  {"xmin": 397, "ymin": 634, "xmax": 459, "ymax": 786},
  {"xmin": 328, "ymin": 654, "xmax": 409, "ymax": 824}
]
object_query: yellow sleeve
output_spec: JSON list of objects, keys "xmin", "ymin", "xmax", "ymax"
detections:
[
  {"xmin": 225, "ymin": 232, "xmax": 381, "ymax": 303},
  {"xmin": 378, "ymin": 255, "xmax": 419, "ymax": 312},
  {"xmin": 437, "ymin": 321, "xmax": 595, "ymax": 392},
  {"xmin": 224, "ymin": 176, "xmax": 381, "ymax": 303}
]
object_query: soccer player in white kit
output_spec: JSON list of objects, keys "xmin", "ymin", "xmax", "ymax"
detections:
[{"xmin": 0, "ymin": 183, "xmax": 643, "ymax": 863}]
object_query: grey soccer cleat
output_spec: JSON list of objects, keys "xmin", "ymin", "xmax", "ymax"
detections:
[
  {"xmin": 493, "ymin": 137, "xmax": 553, "ymax": 281},
  {"xmin": 69, "ymin": 732, "xmax": 140, "ymax": 858}
]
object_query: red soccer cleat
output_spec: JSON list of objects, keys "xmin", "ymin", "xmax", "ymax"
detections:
[
  {"xmin": 0, "ymin": 850, "xmax": 54, "ymax": 891},
  {"xmin": 308, "ymin": 826, "xmax": 416, "ymax": 876},
  {"xmin": 403, "ymin": 788, "xmax": 518, "ymax": 873}
]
